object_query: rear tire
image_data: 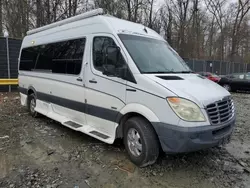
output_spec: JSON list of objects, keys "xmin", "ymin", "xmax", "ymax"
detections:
[
  {"xmin": 123, "ymin": 117, "xmax": 159, "ymax": 167},
  {"xmin": 27, "ymin": 93, "xmax": 38, "ymax": 117}
]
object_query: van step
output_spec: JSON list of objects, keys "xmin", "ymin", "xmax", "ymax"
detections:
[
  {"xmin": 64, "ymin": 121, "xmax": 82, "ymax": 128},
  {"xmin": 89, "ymin": 131, "xmax": 110, "ymax": 139}
]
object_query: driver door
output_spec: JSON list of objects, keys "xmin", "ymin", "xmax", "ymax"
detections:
[{"xmin": 84, "ymin": 34, "xmax": 127, "ymax": 138}]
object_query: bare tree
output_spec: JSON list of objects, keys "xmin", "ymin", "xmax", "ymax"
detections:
[
  {"xmin": 230, "ymin": 0, "xmax": 250, "ymax": 62},
  {"xmin": 36, "ymin": 0, "xmax": 42, "ymax": 27},
  {"xmin": 205, "ymin": 0, "xmax": 228, "ymax": 61},
  {"xmin": 1, "ymin": 0, "xmax": 250, "ymax": 64}
]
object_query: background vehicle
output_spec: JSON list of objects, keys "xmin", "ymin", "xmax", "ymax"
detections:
[
  {"xmin": 218, "ymin": 73, "xmax": 250, "ymax": 92},
  {"xmin": 198, "ymin": 72, "xmax": 221, "ymax": 82}
]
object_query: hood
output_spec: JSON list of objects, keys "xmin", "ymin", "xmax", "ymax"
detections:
[{"xmin": 145, "ymin": 74, "xmax": 230, "ymax": 107}]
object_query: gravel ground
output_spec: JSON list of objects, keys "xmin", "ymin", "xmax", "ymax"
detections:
[{"xmin": 0, "ymin": 92, "xmax": 250, "ymax": 188}]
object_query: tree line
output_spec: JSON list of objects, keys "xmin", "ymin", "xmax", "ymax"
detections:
[{"xmin": 0, "ymin": 0, "xmax": 250, "ymax": 63}]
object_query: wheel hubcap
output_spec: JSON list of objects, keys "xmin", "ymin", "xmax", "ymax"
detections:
[
  {"xmin": 127, "ymin": 128, "xmax": 142, "ymax": 157},
  {"xmin": 30, "ymin": 99, "xmax": 36, "ymax": 113}
]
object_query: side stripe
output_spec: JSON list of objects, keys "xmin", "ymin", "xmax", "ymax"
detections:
[{"xmin": 19, "ymin": 87, "xmax": 121, "ymax": 122}]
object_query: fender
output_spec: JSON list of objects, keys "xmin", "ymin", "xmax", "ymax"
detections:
[
  {"xmin": 27, "ymin": 86, "xmax": 37, "ymax": 96},
  {"xmin": 118, "ymin": 103, "xmax": 160, "ymax": 123}
]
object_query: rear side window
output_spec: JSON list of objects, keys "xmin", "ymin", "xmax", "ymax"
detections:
[
  {"xmin": 19, "ymin": 38, "xmax": 86, "ymax": 75},
  {"xmin": 19, "ymin": 47, "xmax": 39, "ymax": 71},
  {"xmin": 232, "ymin": 74, "xmax": 245, "ymax": 79}
]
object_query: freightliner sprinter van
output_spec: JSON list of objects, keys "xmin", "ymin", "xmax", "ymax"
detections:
[{"xmin": 18, "ymin": 8, "xmax": 235, "ymax": 167}]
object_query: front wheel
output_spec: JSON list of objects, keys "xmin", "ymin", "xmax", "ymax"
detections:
[{"xmin": 124, "ymin": 117, "xmax": 159, "ymax": 167}]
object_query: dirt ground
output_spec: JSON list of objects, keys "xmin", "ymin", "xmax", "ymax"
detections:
[{"xmin": 0, "ymin": 92, "xmax": 250, "ymax": 188}]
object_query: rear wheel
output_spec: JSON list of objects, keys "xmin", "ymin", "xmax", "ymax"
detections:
[
  {"xmin": 223, "ymin": 84, "xmax": 231, "ymax": 92},
  {"xmin": 27, "ymin": 93, "xmax": 38, "ymax": 117},
  {"xmin": 123, "ymin": 117, "xmax": 159, "ymax": 167}
]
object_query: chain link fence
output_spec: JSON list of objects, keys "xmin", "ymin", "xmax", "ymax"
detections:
[
  {"xmin": 184, "ymin": 59, "xmax": 250, "ymax": 75},
  {"xmin": 0, "ymin": 37, "xmax": 250, "ymax": 92}
]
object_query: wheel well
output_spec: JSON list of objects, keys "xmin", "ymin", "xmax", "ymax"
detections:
[
  {"xmin": 116, "ymin": 112, "xmax": 155, "ymax": 139},
  {"xmin": 28, "ymin": 89, "xmax": 34, "ymax": 96}
]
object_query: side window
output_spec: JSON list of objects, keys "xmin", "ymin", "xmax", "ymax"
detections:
[
  {"xmin": 93, "ymin": 36, "xmax": 126, "ymax": 72},
  {"xmin": 233, "ymin": 74, "xmax": 244, "ymax": 79},
  {"xmin": 35, "ymin": 44, "xmax": 53, "ymax": 72},
  {"xmin": 228, "ymin": 74, "xmax": 236, "ymax": 79},
  {"xmin": 239, "ymin": 74, "xmax": 245, "ymax": 79},
  {"xmin": 19, "ymin": 38, "xmax": 86, "ymax": 75},
  {"xmin": 245, "ymin": 74, "xmax": 250, "ymax": 80},
  {"xmin": 52, "ymin": 39, "xmax": 86, "ymax": 74},
  {"xmin": 19, "ymin": 47, "xmax": 39, "ymax": 71}
]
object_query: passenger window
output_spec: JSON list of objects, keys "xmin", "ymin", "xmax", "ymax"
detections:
[
  {"xmin": 246, "ymin": 74, "xmax": 250, "ymax": 80},
  {"xmin": 93, "ymin": 36, "xmax": 126, "ymax": 72},
  {"xmin": 19, "ymin": 47, "xmax": 39, "ymax": 71},
  {"xmin": 52, "ymin": 39, "xmax": 86, "ymax": 74},
  {"xmin": 233, "ymin": 74, "xmax": 244, "ymax": 79},
  {"xmin": 239, "ymin": 74, "xmax": 244, "ymax": 79},
  {"xmin": 230, "ymin": 75, "xmax": 236, "ymax": 79},
  {"xmin": 19, "ymin": 38, "xmax": 86, "ymax": 75}
]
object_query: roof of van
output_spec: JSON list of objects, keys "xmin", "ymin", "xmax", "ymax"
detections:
[{"xmin": 22, "ymin": 9, "xmax": 163, "ymax": 48}]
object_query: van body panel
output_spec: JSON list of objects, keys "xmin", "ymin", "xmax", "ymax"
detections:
[
  {"xmin": 126, "ymin": 75, "xmax": 181, "ymax": 126},
  {"xmin": 19, "ymin": 73, "xmax": 87, "ymax": 124},
  {"xmin": 84, "ymin": 33, "xmax": 127, "ymax": 137},
  {"xmin": 101, "ymin": 16, "xmax": 162, "ymax": 40},
  {"xmin": 145, "ymin": 74, "xmax": 231, "ymax": 107},
  {"xmin": 119, "ymin": 103, "xmax": 160, "ymax": 122}
]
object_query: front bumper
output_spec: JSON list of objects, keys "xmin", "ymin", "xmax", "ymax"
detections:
[{"xmin": 152, "ymin": 116, "xmax": 235, "ymax": 153}]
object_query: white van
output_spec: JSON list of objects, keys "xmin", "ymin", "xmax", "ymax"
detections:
[{"xmin": 18, "ymin": 9, "xmax": 235, "ymax": 167}]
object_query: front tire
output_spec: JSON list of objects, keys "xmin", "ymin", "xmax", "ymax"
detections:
[
  {"xmin": 27, "ymin": 93, "xmax": 38, "ymax": 117},
  {"xmin": 124, "ymin": 117, "xmax": 159, "ymax": 167}
]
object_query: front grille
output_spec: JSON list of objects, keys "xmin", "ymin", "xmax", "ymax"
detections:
[{"xmin": 206, "ymin": 97, "xmax": 235, "ymax": 125}]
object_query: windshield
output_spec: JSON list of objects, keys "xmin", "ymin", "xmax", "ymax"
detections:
[{"xmin": 118, "ymin": 34, "xmax": 191, "ymax": 73}]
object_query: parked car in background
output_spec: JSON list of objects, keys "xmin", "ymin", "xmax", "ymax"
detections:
[
  {"xmin": 198, "ymin": 72, "xmax": 221, "ymax": 82},
  {"xmin": 218, "ymin": 73, "xmax": 250, "ymax": 92}
]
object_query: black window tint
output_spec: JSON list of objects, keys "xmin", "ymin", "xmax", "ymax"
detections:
[
  {"xmin": 35, "ymin": 44, "xmax": 53, "ymax": 72},
  {"xmin": 93, "ymin": 37, "xmax": 125, "ymax": 71},
  {"xmin": 19, "ymin": 47, "xmax": 39, "ymax": 71},
  {"xmin": 19, "ymin": 38, "xmax": 86, "ymax": 75},
  {"xmin": 52, "ymin": 39, "xmax": 85, "ymax": 74}
]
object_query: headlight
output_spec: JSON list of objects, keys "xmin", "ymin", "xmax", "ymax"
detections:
[{"xmin": 167, "ymin": 97, "xmax": 206, "ymax": 122}]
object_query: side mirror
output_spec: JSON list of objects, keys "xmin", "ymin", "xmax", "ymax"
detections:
[{"xmin": 102, "ymin": 46, "xmax": 121, "ymax": 77}]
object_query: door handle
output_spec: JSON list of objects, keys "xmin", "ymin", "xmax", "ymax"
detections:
[
  {"xmin": 76, "ymin": 77, "xmax": 83, "ymax": 82},
  {"xmin": 89, "ymin": 79, "xmax": 97, "ymax": 83}
]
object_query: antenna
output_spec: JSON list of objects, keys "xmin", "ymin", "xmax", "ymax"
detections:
[{"xmin": 27, "ymin": 8, "xmax": 104, "ymax": 35}]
